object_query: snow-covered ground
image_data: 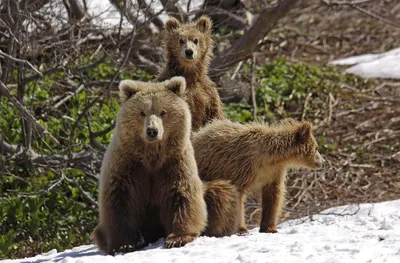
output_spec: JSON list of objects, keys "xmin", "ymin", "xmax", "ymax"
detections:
[
  {"xmin": 3, "ymin": 200, "xmax": 400, "ymax": 263},
  {"xmin": 329, "ymin": 48, "xmax": 400, "ymax": 79}
]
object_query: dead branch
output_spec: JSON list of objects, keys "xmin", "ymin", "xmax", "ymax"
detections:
[
  {"xmin": 0, "ymin": 137, "xmax": 19, "ymax": 155},
  {"xmin": 321, "ymin": 0, "xmax": 374, "ymax": 4},
  {"xmin": 21, "ymin": 53, "xmax": 107, "ymax": 85},
  {"xmin": 63, "ymin": 0, "xmax": 90, "ymax": 22},
  {"xmin": 0, "ymin": 50, "xmax": 42, "ymax": 76},
  {"xmin": 250, "ymin": 54, "xmax": 257, "ymax": 120},
  {"xmin": 209, "ymin": 0, "xmax": 298, "ymax": 79},
  {"xmin": 161, "ymin": 0, "xmax": 187, "ymax": 22},
  {"xmin": 63, "ymin": 173, "xmax": 98, "ymax": 207},
  {"xmin": 351, "ymin": 5, "xmax": 400, "ymax": 28},
  {"xmin": 53, "ymin": 84, "xmax": 85, "ymax": 109},
  {"xmin": 0, "ymin": 80, "xmax": 60, "ymax": 145},
  {"xmin": 69, "ymin": 29, "xmax": 137, "ymax": 147},
  {"xmin": 137, "ymin": 0, "xmax": 164, "ymax": 30},
  {"xmin": 322, "ymin": 0, "xmax": 400, "ymax": 28}
]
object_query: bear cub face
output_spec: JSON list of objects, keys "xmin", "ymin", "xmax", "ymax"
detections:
[
  {"xmin": 118, "ymin": 77, "xmax": 190, "ymax": 143},
  {"xmin": 291, "ymin": 121, "xmax": 325, "ymax": 169},
  {"xmin": 164, "ymin": 16, "xmax": 213, "ymax": 67}
]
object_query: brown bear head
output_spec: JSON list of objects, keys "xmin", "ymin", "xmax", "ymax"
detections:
[
  {"xmin": 288, "ymin": 120, "xmax": 325, "ymax": 169},
  {"xmin": 163, "ymin": 16, "xmax": 213, "ymax": 73},
  {"xmin": 117, "ymin": 76, "xmax": 191, "ymax": 144}
]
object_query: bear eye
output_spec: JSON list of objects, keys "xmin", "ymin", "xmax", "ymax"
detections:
[
  {"xmin": 179, "ymin": 39, "xmax": 184, "ymax": 45},
  {"xmin": 194, "ymin": 38, "xmax": 199, "ymax": 45},
  {"xmin": 140, "ymin": 111, "xmax": 146, "ymax": 117},
  {"xmin": 160, "ymin": 110, "xmax": 166, "ymax": 116}
]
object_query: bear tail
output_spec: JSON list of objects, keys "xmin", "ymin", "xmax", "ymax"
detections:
[
  {"xmin": 91, "ymin": 223, "xmax": 108, "ymax": 252},
  {"xmin": 202, "ymin": 180, "xmax": 240, "ymax": 237}
]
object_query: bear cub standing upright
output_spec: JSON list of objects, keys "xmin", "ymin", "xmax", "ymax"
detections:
[
  {"xmin": 193, "ymin": 119, "xmax": 325, "ymax": 234},
  {"xmin": 92, "ymin": 77, "xmax": 207, "ymax": 255},
  {"xmin": 157, "ymin": 16, "xmax": 225, "ymax": 132}
]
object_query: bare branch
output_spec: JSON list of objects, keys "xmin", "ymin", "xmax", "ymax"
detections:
[
  {"xmin": 351, "ymin": 5, "xmax": 400, "ymax": 28},
  {"xmin": 69, "ymin": 29, "xmax": 137, "ymax": 148},
  {"xmin": 0, "ymin": 80, "xmax": 60, "ymax": 145},
  {"xmin": 321, "ymin": 0, "xmax": 375, "ymax": 5},
  {"xmin": 64, "ymin": 173, "xmax": 98, "ymax": 207},
  {"xmin": 250, "ymin": 54, "xmax": 257, "ymax": 120},
  {"xmin": 0, "ymin": 50, "xmax": 43, "ymax": 76},
  {"xmin": 0, "ymin": 136, "xmax": 19, "ymax": 155},
  {"xmin": 321, "ymin": 0, "xmax": 400, "ymax": 28},
  {"xmin": 210, "ymin": 0, "xmax": 298, "ymax": 79},
  {"xmin": 21, "ymin": 53, "xmax": 107, "ymax": 85},
  {"xmin": 161, "ymin": 0, "xmax": 187, "ymax": 22},
  {"xmin": 53, "ymin": 84, "xmax": 85, "ymax": 109},
  {"xmin": 63, "ymin": 0, "xmax": 90, "ymax": 22},
  {"xmin": 137, "ymin": 0, "xmax": 165, "ymax": 30}
]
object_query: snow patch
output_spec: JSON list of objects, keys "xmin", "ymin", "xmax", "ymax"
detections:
[
  {"xmin": 3, "ymin": 200, "xmax": 400, "ymax": 263},
  {"xmin": 329, "ymin": 48, "xmax": 400, "ymax": 79}
]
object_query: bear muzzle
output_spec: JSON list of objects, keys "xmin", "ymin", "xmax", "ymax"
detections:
[
  {"xmin": 184, "ymin": 49, "xmax": 194, "ymax": 60},
  {"xmin": 146, "ymin": 127, "xmax": 159, "ymax": 141}
]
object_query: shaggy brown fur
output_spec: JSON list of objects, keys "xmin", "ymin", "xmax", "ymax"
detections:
[
  {"xmin": 92, "ymin": 77, "xmax": 240, "ymax": 255},
  {"xmin": 192, "ymin": 118, "xmax": 325, "ymax": 234},
  {"xmin": 157, "ymin": 16, "xmax": 225, "ymax": 132},
  {"xmin": 202, "ymin": 180, "xmax": 240, "ymax": 237},
  {"xmin": 92, "ymin": 77, "xmax": 207, "ymax": 255}
]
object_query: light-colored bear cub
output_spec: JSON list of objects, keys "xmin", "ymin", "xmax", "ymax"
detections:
[{"xmin": 193, "ymin": 118, "xmax": 325, "ymax": 234}]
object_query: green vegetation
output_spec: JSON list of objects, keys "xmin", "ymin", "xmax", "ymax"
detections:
[{"xmin": 0, "ymin": 57, "xmax": 370, "ymax": 259}]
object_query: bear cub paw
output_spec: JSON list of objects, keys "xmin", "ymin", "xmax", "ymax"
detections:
[
  {"xmin": 164, "ymin": 233, "xmax": 196, "ymax": 249},
  {"xmin": 238, "ymin": 226, "xmax": 249, "ymax": 235},
  {"xmin": 260, "ymin": 226, "xmax": 278, "ymax": 233}
]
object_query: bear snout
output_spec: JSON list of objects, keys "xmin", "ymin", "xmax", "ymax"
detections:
[
  {"xmin": 315, "ymin": 151, "xmax": 325, "ymax": 168},
  {"xmin": 185, "ymin": 49, "xmax": 194, "ymax": 59},
  {"xmin": 146, "ymin": 127, "xmax": 159, "ymax": 141}
]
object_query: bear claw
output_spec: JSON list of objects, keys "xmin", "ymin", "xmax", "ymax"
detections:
[
  {"xmin": 112, "ymin": 244, "xmax": 136, "ymax": 255},
  {"xmin": 164, "ymin": 234, "xmax": 195, "ymax": 249}
]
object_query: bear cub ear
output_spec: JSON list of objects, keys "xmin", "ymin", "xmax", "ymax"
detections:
[
  {"xmin": 295, "ymin": 122, "xmax": 312, "ymax": 144},
  {"xmin": 165, "ymin": 76, "xmax": 186, "ymax": 97},
  {"xmin": 196, "ymin": 16, "xmax": 212, "ymax": 33},
  {"xmin": 119, "ymin": 80, "xmax": 142, "ymax": 103},
  {"xmin": 165, "ymin": 17, "xmax": 181, "ymax": 33}
]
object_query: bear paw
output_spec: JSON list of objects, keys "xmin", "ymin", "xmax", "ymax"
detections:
[
  {"xmin": 112, "ymin": 244, "xmax": 136, "ymax": 255},
  {"xmin": 260, "ymin": 226, "xmax": 278, "ymax": 233},
  {"xmin": 238, "ymin": 226, "xmax": 249, "ymax": 235},
  {"xmin": 164, "ymin": 233, "xmax": 195, "ymax": 249}
]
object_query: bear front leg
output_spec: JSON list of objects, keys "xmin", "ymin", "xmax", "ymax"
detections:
[
  {"xmin": 238, "ymin": 192, "xmax": 248, "ymax": 234},
  {"xmin": 161, "ymin": 162, "xmax": 207, "ymax": 248},
  {"xmin": 259, "ymin": 179, "xmax": 286, "ymax": 233},
  {"xmin": 207, "ymin": 91, "xmax": 226, "ymax": 122},
  {"xmin": 101, "ymin": 177, "xmax": 149, "ymax": 255}
]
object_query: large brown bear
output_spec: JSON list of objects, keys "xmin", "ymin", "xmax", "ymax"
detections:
[
  {"xmin": 157, "ymin": 16, "xmax": 225, "ymax": 132},
  {"xmin": 192, "ymin": 118, "xmax": 325, "ymax": 234},
  {"xmin": 92, "ymin": 77, "xmax": 239, "ymax": 255}
]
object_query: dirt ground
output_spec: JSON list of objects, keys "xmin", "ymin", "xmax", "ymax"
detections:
[{"xmin": 244, "ymin": 0, "xmax": 400, "ymax": 228}]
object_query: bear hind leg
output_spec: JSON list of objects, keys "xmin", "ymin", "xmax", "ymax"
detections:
[
  {"xmin": 238, "ymin": 192, "xmax": 249, "ymax": 234},
  {"xmin": 202, "ymin": 180, "xmax": 240, "ymax": 237}
]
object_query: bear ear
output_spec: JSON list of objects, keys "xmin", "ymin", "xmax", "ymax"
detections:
[
  {"xmin": 295, "ymin": 122, "xmax": 312, "ymax": 144},
  {"xmin": 196, "ymin": 16, "xmax": 212, "ymax": 33},
  {"xmin": 165, "ymin": 17, "xmax": 181, "ymax": 33},
  {"xmin": 118, "ymin": 80, "xmax": 142, "ymax": 103},
  {"xmin": 165, "ymin": 76, "xmax": 186, "ymax": 97}
]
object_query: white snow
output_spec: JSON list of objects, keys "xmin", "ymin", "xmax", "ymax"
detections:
[
  {"xmin": 329, "ymin": 48, "xmax": 400, "ymax": 79},
  {"xmin": 3, "ymin": 200, "xmax": 400, "ymax": 263}
]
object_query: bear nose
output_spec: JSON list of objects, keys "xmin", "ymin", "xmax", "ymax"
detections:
[
  {"xmin": 185, "ymin": 49, "xmax": 193, "ymax": 57},
  {"xmin": 146, "ymin": 128, "xmax": 158, "ymax": 138}
]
